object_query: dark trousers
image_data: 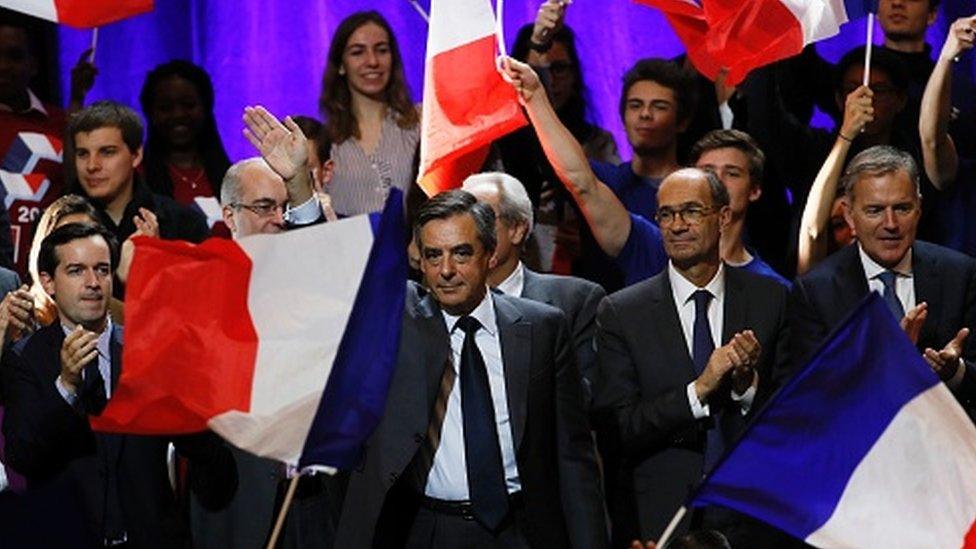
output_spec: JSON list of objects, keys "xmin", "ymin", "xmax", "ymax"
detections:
[{"xmin": 404, "ymin": 505, "xmax": 531, "ymax": 549}]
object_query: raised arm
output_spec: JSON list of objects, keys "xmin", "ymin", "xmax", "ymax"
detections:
[
  {"xmin": 919, "ymin": 15, "xmax": 975, "ymax": 189},
  {"xmin": 797, "ymin": 86, "xmax": 873, "ymax": 275},
  {"xmin": 242, "ymin": 106, "xmax": 315, "ymax": 206},
  {"xmin": 501, "ymin": 57, "xmax": 632, "ymax": 257}
]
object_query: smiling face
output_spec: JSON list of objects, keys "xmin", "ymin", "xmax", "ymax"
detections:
[
  {"xmin": 341, "ymin": 22, "xmax": 392, "ymax": 100},
  {"xmin": 149, "ymin": 75, "xmax": 206, "ymax": 151},
  {"xmin": 73, "ymin": 127, "xmax": 141, "ymax": 209},
  {"xmin": 623, "ymin": 80, "xmax": 684, "ymax": 156},
  {"xmin": 418, "ymin": 213, "xmax": 492, "ymax": 316},
  {"xmin": 843, "ymin": 169, "xmax": 920, "ymax": 269},
  {"xmin": 40, "ymin": 235, "xmax": 112, "ymax": 331}
]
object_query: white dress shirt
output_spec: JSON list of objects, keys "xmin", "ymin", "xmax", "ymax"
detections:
[
  {"xmin": 668, "ymin": 263, "xmax": 756, "ymax": 418},
  {"xmin": 425, "ymin": 291, "xmax": 521, "ymax": 500},
  {"xmin": 858, "ymin": 244, "xmax": 915, "ymax": 312},
  {"xmin": 495, "ymin": 261, "xmax": 525, "ymax": 297},
  {"xmin": 56, "ymin": 318, "xmax": 114, "ymax": 405}
]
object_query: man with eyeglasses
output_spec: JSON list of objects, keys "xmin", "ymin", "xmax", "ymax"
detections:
[
  {"xmin": 787, "ymin": 146, "xmax": 976, "ymax": 420},
  {"xmin": 593, "ymin": 167, "xmax": 791, "ymax": 546},
  {"xmin": 220, "ymin": 158, "xmax": 290, "ymax": 238}
]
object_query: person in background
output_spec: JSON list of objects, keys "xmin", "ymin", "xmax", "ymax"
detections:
[
  {"xmin": 139, "ymin": 60, "xmax": 232, "ymax": 236},
  {"xmin": 291, "ymin": 115, "xmax": 338, "ymax": 221},
  {"xmin": 319, "ymin": 10, "xmax": 419, "ymax": 217}
]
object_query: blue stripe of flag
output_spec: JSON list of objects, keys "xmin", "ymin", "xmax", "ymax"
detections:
[{"xmin": 298, "ymin": 189, "xmax": 408, "ymax": 469}]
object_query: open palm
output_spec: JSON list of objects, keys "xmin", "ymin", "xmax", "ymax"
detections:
[{"xmin": 243, "ymin": 106, "xmax": 307, "ymax": 180}]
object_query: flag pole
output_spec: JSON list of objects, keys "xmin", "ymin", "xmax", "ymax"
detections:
[
  {"xmin": 265, "ymin": 475, "xmax": 300, "ymax": 549},
  {"xmin": 862, "ymin": 12, "xmax": 874, "ymax": 86},
  {"xmin": 495, "ymin": 0, "xmax": 508, "ymax": 59},
  {"xmin": 656, "ymin": 505, "xmax": 688, "ymax": 547},
  {"xmin": 407, "ymin": 0, "xmax": 430, "ymax": 24},
  {"xmin": 90, "ymin": 27, "xmax": 98, "ymax": 63}
]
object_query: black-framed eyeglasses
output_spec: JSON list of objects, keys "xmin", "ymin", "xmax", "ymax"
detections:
[
  {"xmin": 654, "ymin": 205, "xmax": 717, "ymax": 226},
  {"xmin": 230, "ymin": 200, "xmax": 288, "ymax": 218}
]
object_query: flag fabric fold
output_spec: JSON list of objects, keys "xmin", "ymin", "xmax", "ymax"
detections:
[
  {"xmin": 637, "ymin": 0, "xmax": 877, "ymax": 86},
  {"xmin": 417, "ymin": 0, "xmax": 527, "ymax": 196},
  {"xmin": 90, "ymin": 190, "xmax": 407, "ymax": 469},
  {"xmin": 690, "ymin": 293, "xmax": 976, "ymax": 548},
  {"xmin": 0, "ymin": 0, "xmax": 154, "ymax": 28}
]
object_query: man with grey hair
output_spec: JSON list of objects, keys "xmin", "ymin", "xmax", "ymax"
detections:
[
  {"xmin": 219, "ymin": 157, "xmax": 289, "ymax": 238},
  {"xmin": 788, "ymin": 145, "xmax": 976, "ymax": 418},
  {"xmin": 462, "ymin": 172, "xmax": 605, "ymax": 402},
  {"xmin": 595, "ymin": 167, "xmax": 790, "ymax": 546}
]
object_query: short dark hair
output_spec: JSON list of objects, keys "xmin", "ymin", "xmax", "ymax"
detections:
[
  {"xmin": 414, "ymin": 190, "xmax": 497, "ymax": 253},
  {"xmin": 67, "ymin": 100, "xmax": 144, "ymax": 153},
  {"xmin": 689, "ymin": 129, "xmax": 766, "ymax": 187},
  {"xmin": 619, "ymin": 58, "xmax": 697, "ymax": 124},
  {"xmin": 38, "ymin": 222, "xmax": 119, "ymax": 278},
  {"xmin": 835, "ymin": 46, "xmax": 909, "ymax": 94},
  {"xmin": 841, "ymin": 145, "xmax": 921, "ymax": 199}
]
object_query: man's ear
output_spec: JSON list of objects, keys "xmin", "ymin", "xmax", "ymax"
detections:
[
  {"xmin": 510, "ymin": 220, "xmax": 529, "ymax": 248},
  {"xmin": 320, "ymin": 159, "xmax": 335, "ymax": 188},
  {"xmin": 221, "ymin": 205, "xmax": 237, "ymax": 235},
  {"xmin": 132, "ymin": 145, "xmax": 144, "ymax": 170},
  {"xmin": 40, "ymin": 272, "xmax": 55, "ymax": 297},
  {"xmin": 748, "ymin": 184, "xmax": 762, "ymax": 203}
]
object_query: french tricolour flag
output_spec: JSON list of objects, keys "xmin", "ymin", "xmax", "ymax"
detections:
[
  {"xmin": 418, "ymin": 0, "xmax": 527, "ymax": 196},
  {"xmin": 90, "ymin": 191, "xmax": 407, "ymax": 469},
  {"xmin": 0, "ymin": 0, "xmax": 153, "ymax": 28},
  {"xmin": 638, "ymin": 0, "xmax": 876, "ymax": 85},
  {"xmin": 690, "ymin": 293, "xmax": 976, "ymax": 548}
]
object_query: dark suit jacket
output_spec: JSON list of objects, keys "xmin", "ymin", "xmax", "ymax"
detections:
[
  {"xmin": 788, "ymin": 241, "xmax": 976, "ymax": 414},
  {"xmin": 1, "ymin": 323, "xmax": 237, "ymax": 548},
  {"xmin": 334, "ymin": 283, "xmax": 607, "ymax": 548},
  {"xmin": 520, "ymin": 268, "xmax": 605, "ymax": 402},
  {"xmin": 594, "ymin": 266, "xmax": 789, "ymax": 543}
]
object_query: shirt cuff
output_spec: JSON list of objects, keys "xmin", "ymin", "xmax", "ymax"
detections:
[
  {"xmin": 686, "ymin": 382, "xmax": 710, "ymax": 419},
  {"xmin": 731, "ymin": 371, "xmax": 758, "ymax": 415},
  {"xmin": 55, "ymin": 376, "xmax": 79, "ymax": 407},
  {"xmin": 946, "ymin": 358, "xmax": 966, "ymax": 390},
  {"xmin": 719, "ymin": 101, "xmax": 735, "ymax": 130},
  {"xmin": 284, "ymin": 195, "xmax": 322, "ymax": 225}
]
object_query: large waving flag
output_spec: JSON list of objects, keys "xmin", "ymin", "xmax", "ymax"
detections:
[
  {"xmin": 638, "ymin": 0, "xmax": 876, "ymax": 85},
  {"xmin": 688, "ymin": 293, "xmax": 976, "ymax": 547},
  {"xmin": 90, "ymin": 191, "xmax": 407, "ymax": 469},
  {"xmin": 0, "ymin": 0, "xmax": 153, "ymax": 28},
  {"xmin": 418, "ymin": 0, "xmax": 527, "ymax": 196}
]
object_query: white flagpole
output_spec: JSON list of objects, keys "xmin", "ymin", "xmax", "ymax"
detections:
[
  {"xmin": 90, "ymin": 27, "xmax": 98, "ymax": 63},
  {"xmin": 656, "ymin": 505, "xmax": 688, "ymax": 548},
  {"xmin": 495, "ymin": 0, "xmax": 508, "ymax": 59},
  {"xmin": 862, "ymin": 12, "xmax": 875, "ymax": 86},
  {"xmin": 407, "ymin": 0, "xmax": 430, "ymax": 24}
]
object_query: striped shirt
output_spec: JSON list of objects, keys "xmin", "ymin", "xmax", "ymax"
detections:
[{"xmin": 329, "ymin": 112, "xmax": 419, "ymax": 216}]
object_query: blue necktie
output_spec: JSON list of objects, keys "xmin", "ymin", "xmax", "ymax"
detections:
[
  {"xmin": 691, "ymin": 290, "xmax": 724, "ymax": 470},
  {"xmin": 877, "ymin": 270, "xmax": 905, "ymax": 320},
  {"xmin": 692, "ymin": 290, "xmax": 714, "ymax": 374},
  {"xmin": 456, "ymin": 316, "xmax": 508, "ymax": 531}
]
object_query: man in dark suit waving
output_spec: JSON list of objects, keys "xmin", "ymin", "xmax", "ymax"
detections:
[
  {"xmin": 789, "ymin": 145, "xmax": 976, "ymax": 415},
  {"xmin": 1, "ymin": 222, "xmax": 236, "ymax": 547},
  {"xmin": 595, "ymin": 168, "xmax": 790, "ymax": 546},
  {"xmin": 462, "ymin": 171, "xmax": 606, "ymax": 404},
  {"xmin": 335, "ymin": 190, "xmax": 606, "ymax": 548}
]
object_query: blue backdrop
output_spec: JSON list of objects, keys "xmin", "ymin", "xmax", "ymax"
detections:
[{"xmin": 58, "ymin": 0, "xmax": 975, "ymax": 162}]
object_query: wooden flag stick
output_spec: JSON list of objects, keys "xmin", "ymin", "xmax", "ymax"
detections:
[{"xmin": 265, "ymin": 474, "xmax": 300, "ymax": 549}]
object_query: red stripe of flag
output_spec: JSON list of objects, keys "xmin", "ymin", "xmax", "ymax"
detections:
[{"xmin": 55, "ymin": 0, "xmax": 153, "ymax": 28}]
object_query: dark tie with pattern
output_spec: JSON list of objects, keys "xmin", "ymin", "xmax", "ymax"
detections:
[
  {"xmin": 877, "ymin": 270, "xmax": 905, "ymax": 320},
  {"xmin": 692, "ymin": 290, "xmax": 724, "ymax": 470},
  {"xmin": 456, "ymin": 316, "xmax": 509, "ymax": 531}
]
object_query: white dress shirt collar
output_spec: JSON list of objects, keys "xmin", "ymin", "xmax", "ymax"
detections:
[
  {"xmin": 0, "ymin": 88, "xmax": 49, "ymax": 116},
  {"xmin": 668, "ymin": 261, "xmax": 726, "ymax": 306},
  {"xmin": 495, "ymin": 261, "xmax": 525, "ymax": 297},
  {"xmin": 858, "ymin": 243, "xmax": 913, "ymax": 279},
  {"xmin": 440, "ymin": 288, "xmax": 498, "ymax": 337}
]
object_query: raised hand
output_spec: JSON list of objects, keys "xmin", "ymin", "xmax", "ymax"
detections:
[
  {"xmin": 499, "ymin": 57, "xmax": 544, "ymax": 105},
  {"xmin": 0, "ymin": 285, "xmax": 34, "ymax": 342},
  {"xmin": 938, "ymin": 15, "xmax": 976, "ymax": 61},
  {"xmin": 924, "ymin": 328, "xmax": 969, "ymax": 382},
  {"xmin": 59, "ymin": 326, "xmax": 99, "ymax": 394},
  {"xmin": 69, "ymin": 48, "xmax": 98, "ymax": 108},
  {"xmin": 242, "ymin": 106, "xmax": 308, "ymax": 181},
  {"xmin": 899, "ymin": 302, "xmax": 928, "ymax": 345},
  {"xmin": 532, "ymin": 0, "xmax": 571, "ymax": 45},
  {"xmin": 839, "ymin": 85, "xmax": 874, "ymax": 141}
]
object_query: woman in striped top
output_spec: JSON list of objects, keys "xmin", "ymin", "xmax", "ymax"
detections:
[{"xmin": 320, "ymin": 11, "xmax": 420, "ymax": 217}]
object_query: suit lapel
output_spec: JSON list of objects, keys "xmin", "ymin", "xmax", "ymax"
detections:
[
  {"xmin": 647, "ymin": 274, "xmax": 698, "ymax": 379},
  {"xmin": 722, "ymin": 268, "xmax": 747, "ymax": 345},
  {"xmin": 110, "ymin": 325, "xmax": 123, "ymax": 393},
  {"xmin": 832, "ymin": 246, "xmax": 870, "ymax": 322},
  {"xmin": 494, "ymin": 295, "xmax": 530, "ymax": 452},
  {"xmin": 519, "ymin": 269, "xmax": 551, "ymax": 305},
  {"xmin": 414, "ymin": 295, "xmax": 452, "ymax": 419},
  {"xmin": 911, "ymin": 244, "xmax": 940, "ymax": 348}
]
